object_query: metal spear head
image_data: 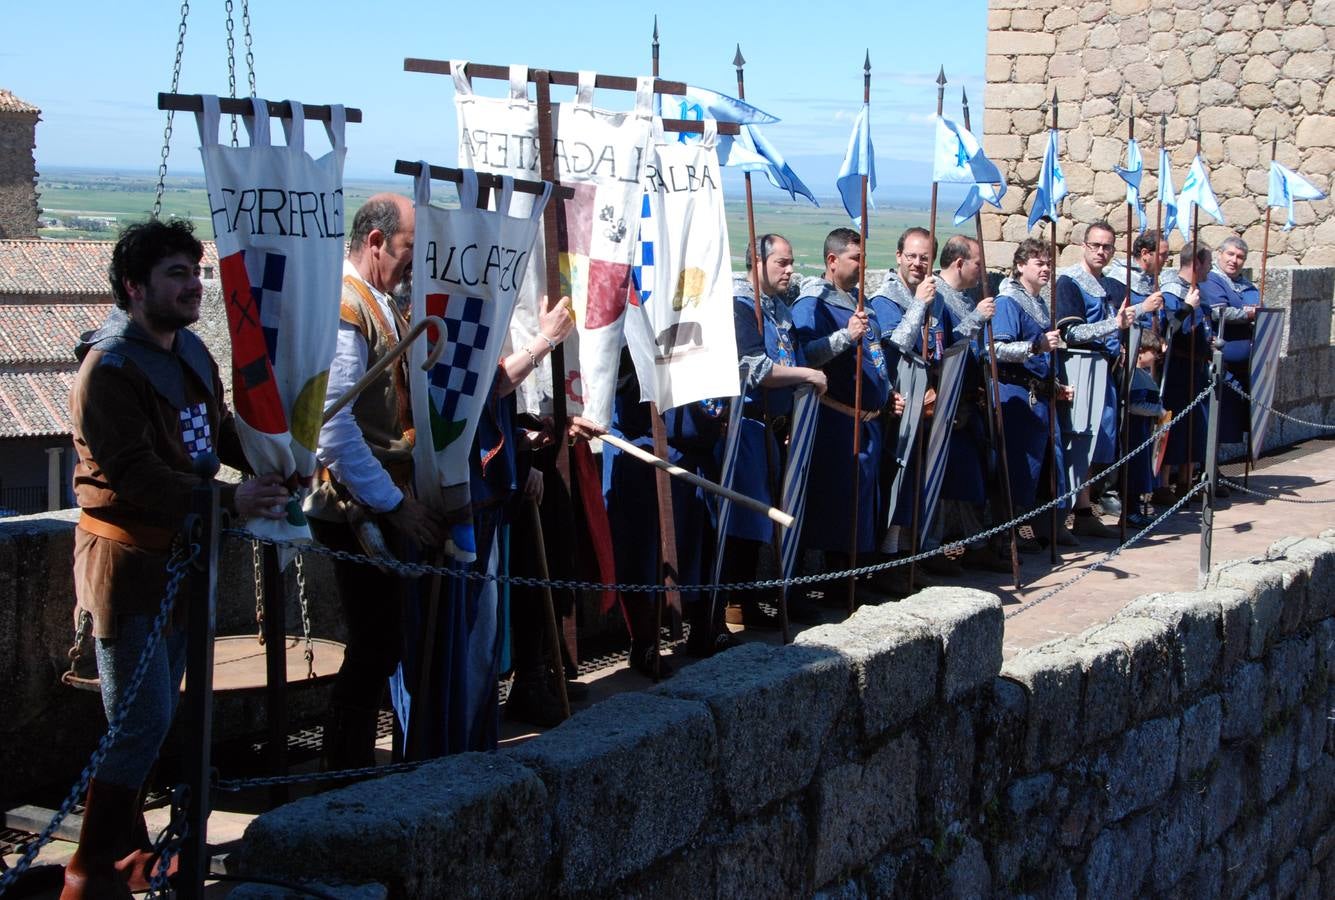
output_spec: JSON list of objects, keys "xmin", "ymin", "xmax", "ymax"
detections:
[
  {"xmin": 962, "ymin": 86, "xmax": 970, "ymax": 109},
  {"xmin": 864, "ymin": 50, "xmax": 871, "ymax": 74},
  {"xmin": 652, "ymin": 15, "xmax": 659, "ymax": 42},
  {"xmin": 733, "ymin": 44, "xmax": 745, "ymax": 70},
  {"xmin": 937, "ymin": 65, "xmax": 947, "ymax": 87}
]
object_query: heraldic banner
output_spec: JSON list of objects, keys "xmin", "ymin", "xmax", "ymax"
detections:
[
  {"xmin": 407, "ymin": 166, "xmax": 551, "ymax": 561},
  {"xmin": 452, "ymin": 63, "xmax": 654, "ymax": 429},
  {"xmin": 197, "ymin": 96, "xmax": 346, "ymax": 548},
  {"xmin": 625, "ymin": 118, "xmax": 741, "ymax": 411}
]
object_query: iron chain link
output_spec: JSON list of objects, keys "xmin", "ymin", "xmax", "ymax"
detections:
[
  {"xmin": 152, "ymin": 1, "xmax": 190, "ymax": 218},
  {"xmin": 1219, "ymin": 476, "xmax": 1335, "ymax": 505},
  {"xmin": 242, "ymin": 0, "xmax": 256, "ymax": 96},
  {"xmin": 224, "ymin": 0, "xmax": 238, "ymax": 146},
  {"xmin": 1226, "ymin": 379, "xmax": 1335, "ymax": 432}
]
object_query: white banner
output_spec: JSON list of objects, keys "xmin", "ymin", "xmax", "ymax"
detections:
[
  {"xmin": 197, "ymin": 96, "xmax": 346, "ymax": 550},
  {"xmin": 452, "ymin": 63, "xmax": 653, "ymax": 428},
  {"xmin": 625, "ymin": 119, "xmax": 741, "ymax": 410},
  {"xmin": 407, "ymin": 167, "xmax": 549, "ymax": 560}
]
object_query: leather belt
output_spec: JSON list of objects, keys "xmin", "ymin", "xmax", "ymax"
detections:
[
  {"xmin": 78, "ymin": 512, "xmax": 175, "ymax": 552},
  {"xmin": 819, "ymin": 395, "xmax": 881, "ymax": 422}
]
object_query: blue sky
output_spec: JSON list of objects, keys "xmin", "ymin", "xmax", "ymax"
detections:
[{"xmin": 4, "ymin": 1, "xmax": 988, "ymax": 204}]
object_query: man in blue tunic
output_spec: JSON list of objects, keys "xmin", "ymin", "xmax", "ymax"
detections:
[
  {"xmin": 1054, "ymin": 221, "xmax": 1161, "ymax": 538},
  {"xmin": 1199, "ymin": 236, "xmax": 1260, "ymax": 460},
  {"xmin": 989, "ymin": 238, "xmax": 1070, "ymax": 545},
  {"xmin": 721, "ymin": 233, "xmax": 827, "ymax": 625},
  {"xmin": 1106, "ymin": 228, "xmax": 1171, "ymax": 331},
  {"xmin": 791, "ymin": 228, "xmax": 889, "ymax": 591},
  {"xmin": 867, "ymin": 227, "xmax": 944, "ymax": 581},
  {"xmin": 1157, "ymin": 244, "xmax": 1211, "ymax": 500}
]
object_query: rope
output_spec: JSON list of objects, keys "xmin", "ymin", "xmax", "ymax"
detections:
[
  {"xmin": 1226, "ymin": 379, "xmax": 1335, "ymax": 432},
  {"xmin": 0, "ymin": 544, "xmax": 199, "ymax": 894},
  {"xmin": 231, "ymin": 384, "xmax": 1217, "ymax": 594},
  {"xmin": 1004, "ymin": 480, "xmax": 1208, "ymax": 620}
]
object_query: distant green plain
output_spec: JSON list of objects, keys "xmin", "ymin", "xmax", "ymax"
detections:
[{"xmin": 37, "ymin": 170, "xmax": 960, "ymax": 273}]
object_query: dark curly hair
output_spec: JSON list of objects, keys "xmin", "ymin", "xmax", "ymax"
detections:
[{"xmin": 109, "ymin": 218, "xmax": 203, "ymax": 310}]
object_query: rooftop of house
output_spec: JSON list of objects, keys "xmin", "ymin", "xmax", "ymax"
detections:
[
  {"xmin": 0, "ymin": 88, "xmax": 40, "ymax": 115},
  {"xmin": 0, "ymin": 239, "xmax": 219, "ymax": 299}
]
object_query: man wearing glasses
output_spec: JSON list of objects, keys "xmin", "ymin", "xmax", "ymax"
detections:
[{"xmin": 1055, "ymin": 221, "xmax": 1162, "ymax": 539}]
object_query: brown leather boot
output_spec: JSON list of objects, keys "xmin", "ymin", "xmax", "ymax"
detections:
[{"xmin": 60, "ymin": 779, "xmax": 138, "ymax": 899}]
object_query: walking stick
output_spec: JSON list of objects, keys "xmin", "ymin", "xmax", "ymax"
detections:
[{"xmin": 846, "ymin": 52, "xmax": 872, "ymax": 614}]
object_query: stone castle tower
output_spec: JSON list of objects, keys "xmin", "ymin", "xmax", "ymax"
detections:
[
  {"xmin": 981, "ymin": 0, "xmax": 1334, "ymax": 270},
  {"xmin": 0, "ymin": 88, "xmax": 41, "ymax": 239}
]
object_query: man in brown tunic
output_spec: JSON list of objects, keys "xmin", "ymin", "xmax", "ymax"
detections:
[{"xmin": 65, "ymin": 218, "xmax": 287, "ymax": 898}]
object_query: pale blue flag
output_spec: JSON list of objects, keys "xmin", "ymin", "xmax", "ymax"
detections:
[
  {"xmin": 837, "ymin": 104, "xmax": 876, "ymax": 230},
  {"xmin": 1268, "ymin": 161, "xmax": 1326, "ymax": 231},
  {"xmin": 1157, "ymin": 147, "xmax": 1179, "ymax": 237},
  {"xmin": 1177, "ymin": 154, "xmax": 1224, "ymax": 239},
  {"xmin": 718, "ymin": 124, "xmax": 818, "ymax": 206},
  {"xmin": 1027, "ymin": 129, "xmax": 1067, "ymax": 230},
  {"xmin": 933, "ymin": 116, "xmax": 1003, "ymax": 184},
  {"xmin": 673, "ymin": 86, "xmax": 779, "ymax": 126},
  {"xmin": 954, "ymin": 182, "xmax": 1006, "ymax": 226},
  {"xmin": 1114, "ymin": 138, "xmax": 1147, "ymax": 233}
]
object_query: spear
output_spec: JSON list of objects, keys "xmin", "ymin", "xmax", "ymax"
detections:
[
  {"xmin": 1046, "ymin": 90, "xmax": 1060, "ymax": 564},
  {"xmin": 962, "ymin": 87, "xmax": 1021, "ymax": 588},
  {"xmin": 1187, "ymin": 118, "xmax": 1202, "ymax": 486},
  {"xmin": 735, "ymin": 45, "xmax": 791, "ymax": 642},
  {"xmin": 846, "ymin": 51, "xmax": 871, "ymax": 614},
  {"xmin": 1119, "ymin": 98, "xmax": 1135, "ymax": 543},
  {"xmin": 906, "ymin": 65, "xmax": 947, "ymax": 593},
  {"xmin": 1154, "ymin": 114, "xmax": 1166, "ymax": 295},
  {"xmin": 1259, "ymin": 128, "xmax": 1276, "ymax": 308}
]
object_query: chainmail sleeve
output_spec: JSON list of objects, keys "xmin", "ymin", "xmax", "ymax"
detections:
[{"xmin": 993, "ymin": 340, "xmax": 1033, "ymax": 364}]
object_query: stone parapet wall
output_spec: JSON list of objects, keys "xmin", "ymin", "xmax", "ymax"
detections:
[
  {"xmin": 0, "ymin": 110, "xmax": 39, "ymax": 239},
  {"xmin": 1244, "ymin": 266, "xmax": 1335, "ymax": 442},
  {"xmin": 981, "ymin": 0, "xmax": 1335, "ymax": 270},
  {"xmin": 232, "ymin": 533, "xmax": 1335, "ymax": 898}
]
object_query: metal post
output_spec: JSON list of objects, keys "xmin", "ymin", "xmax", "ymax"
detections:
[
  {"xmin": 1198, "ymin": 325, "xmax": 1223, "ymax": 587},
  {"xmin": 261, "ymin": 544, "xmax": 289, "ymax": 804},
  {"xmin": 178, "ymin": 456, "xmax": 221, "ymax": 900}
]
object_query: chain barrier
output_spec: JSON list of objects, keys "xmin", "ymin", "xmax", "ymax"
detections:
[
  {"xmin": 145, "ymin": 785, "xmax": 190, "ymax": 899},
  {"xmin": 1004, "ymin": 480, "xmax": 1209, "ymax": 621},
  {"xmin": 0, "ymin": 544, "xmax": 199, "ymax": 894},
  {"xmin": 224, "ymin": 0, "xmax": 239, "ymax": 147},
  {"xmin": 1219, "ymin": 476, "xmax": 1335, "ymax": 505},
  {"xmin": 1226, "ymin": 379, "xmax": 1335, "ymax": 432},
  {"xmin": 228, "ymin": 385, "xmax": 1216, "ymax": 595},
  {"xmin": 215, "ymin": 758, "xmax": 427, "ymax": 792},
  {"xmin": 151, "ymin": 0, "xmax": 190, "ymax": 218},
  {"xmin": 252, "ymin": 538, "xmax": 265, "ymax": 644},
  {"xmin": 295, "ymin": 552, "xmax": 316, "ymax": 679}
]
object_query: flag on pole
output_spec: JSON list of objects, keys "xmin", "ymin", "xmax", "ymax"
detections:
[
  {"xmin": 1177, "ymin": 154, "xmax": 1224, "ymax": 239},
  {"xmin": 1114, "ymin": 138, "xmax": 1147, "ymax": 233},
  {"xmin": 672, "ymin": 85, "xmax": 779, "ymax": 125},
  {"xmin": 718, "ymin": 124, "xmax": 818, "ymax": 206},
  {"xmin": 836, "ymin": 104, "xmax": 875, "ymax": 230},
  {"xmin": 1027, "ymin": 129, "xmax": 1068, "ymax": 230},
  {"xmin": 932, "ymin": 115, "xmax": 1007, "ymax": 224},
  {"xmin": 1157, "ymin": 147, "xmax": 1179, "ymax": 238},
  {"xmin": 1267, "ymin": 161, "xmax": 1326, "ymax": 231}
]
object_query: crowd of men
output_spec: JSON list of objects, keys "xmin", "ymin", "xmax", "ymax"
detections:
[{"xmin": 61, "ymin": 206, "xmax": 1262, "ymax": 897}]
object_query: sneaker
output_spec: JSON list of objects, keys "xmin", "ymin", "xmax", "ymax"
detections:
[
  {"xmin": 1072, "ymin": 512, "xmax": 1119, "ymax": 539},
  {"xmin": 1097, "ymin": 493, "xmax": 1123, "ymax": 517},
  {"xmin": 1124, "ymin": 511, "xmax": 1155, "ymax": 528}
]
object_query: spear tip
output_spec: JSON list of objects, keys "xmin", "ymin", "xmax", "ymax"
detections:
[
  {"xmin": 962, "ymin": 85, "xmax": 970, "ymax": 106},
  {"xmin": 733, "ymin": 44, "xmax": 745, "ymax": 69},
  {"xmin": 864, "ymin": 50, "xmax": 871, "ymax": 73},
  {"xmin": 936, "ymin": 65, "xmax": 947, "ymax": 86},
  {"xmin": 652, "ymin": 14, "xmax": 659, "ymax": 41},
  {"xmin": 1051, "ymin": 88, "xmax": 1058, "ymax": 105}
]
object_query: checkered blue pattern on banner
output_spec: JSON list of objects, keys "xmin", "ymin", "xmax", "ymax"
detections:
[
  {"xmin": 249, "ymin": 249, "xmax": 286, "ymax": 364},
  {"xmin": 429, "ymin": 295, "xmax": 490, "ymax": 421},
  {"xmin": 631, "ymin": 193, "xmax": 654, "ymax": 308},
  {"xmin": 178, "ymin": 403, "xmax": 213, "ymax": 459}
]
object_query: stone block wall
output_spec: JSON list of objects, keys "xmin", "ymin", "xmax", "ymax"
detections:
[
  {"xmin": 231, "ymin": 534, "xmax": 1335, "ymax": 898},
  {"xmin": 0, "ymin": 107, "xmax": 39, "ymax": 239},
  {"xmin": 981, "ymin": 0, "xmax": 1335, "ymax": 270},
  {"xmin": 1249, "ymin": 266, "xmax": 1335, "ymax": 441}
]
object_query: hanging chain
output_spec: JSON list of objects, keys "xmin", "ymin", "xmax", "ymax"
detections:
[
  {"xmin": 295, "ymin": 551, "xmax": 316, "ymax": 679},
  {"xmin": 224, "ymin": 0, "xmax": 239, "ymax": 146},
  {"xmin": 252, "ymin": 539, "xmax": 265, "ymax": 645},
  {"xmin": 242, "ymin": 0, "xmax": 256, "ymax": 96},
  {"xmin": 152, "ymin": 1, "xmax": 190, "ymax": 219}
]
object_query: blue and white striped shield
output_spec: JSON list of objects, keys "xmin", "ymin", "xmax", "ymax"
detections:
[
  {"xmin": 779, "ymin": 385, "xmax": 821, "ymax": 597},
  {"xmin": 1248, "ymin": 307, "xmax": 1284, "ymax": 460},
  {"xmin": 919, "ymin": 342, "xmax": 970, "ymax": 535}
]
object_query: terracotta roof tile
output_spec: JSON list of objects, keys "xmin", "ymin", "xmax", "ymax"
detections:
[
  {"xmin": 0, "ymin": 303, "xmax": 112, "ymax": 366},
  {"xmin": 0, "ymin": 239, "xmax": 220, "ymax": 297},
  {"xmin": 0, "ymin": 89, "xmax": 40, "ymax": 115},
  {"xmin": 0, "ymin": 371, "xmax": 75, "ymax": 437}
]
